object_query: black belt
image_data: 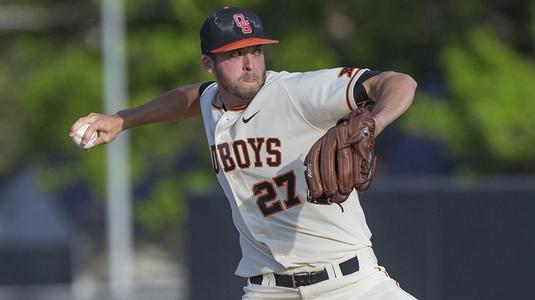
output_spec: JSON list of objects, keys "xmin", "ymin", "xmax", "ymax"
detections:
[{"xmin": 249, "ymin": 255, "xmax": 359, "ymax": 288}]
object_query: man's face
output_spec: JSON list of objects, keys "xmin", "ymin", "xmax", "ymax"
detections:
[{"xmin": 210, "ymin": 46, "xmax": 266, "ymax": 101}]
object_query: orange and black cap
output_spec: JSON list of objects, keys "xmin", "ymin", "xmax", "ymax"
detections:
[{"xmin": 200, "ymin": 7, "xmax": 279, "ymax": 54}]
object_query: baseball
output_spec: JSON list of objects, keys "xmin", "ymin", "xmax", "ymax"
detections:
[{"xmin": 72, "ymin": 124, "xmax": 98, "ymax": 149}]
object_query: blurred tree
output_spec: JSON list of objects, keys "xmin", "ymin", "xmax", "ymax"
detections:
[{"xmin": 402, "ymin": 26, "xmax": 535, "ymax": 174}]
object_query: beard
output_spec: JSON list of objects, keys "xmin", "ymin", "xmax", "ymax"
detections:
[{"xmin": 214, "ymin": 67, "xmax": 265, "ymax": 101}]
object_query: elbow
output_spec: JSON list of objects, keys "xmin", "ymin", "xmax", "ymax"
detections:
[
  {"xmin": 399, "ymin": 73, "xmax": 417, "ymax": 106},
  {"xmin": 408, "ymin": 74, "xmax": 418, "ymax": 92},
  {"xmin": 374, "ymin": 71, "xmax": 417, "ymax": 107},
  {"xmin": 383, "ymin": 71, "xmax": 417, "ymax": 92},
  {"xmin": 399, "ymin": 73, "xmax": 417, "ymax": 92},
  {"xmin": 393, "ymin": 73, "xmax": 417, "ymax": 111}
]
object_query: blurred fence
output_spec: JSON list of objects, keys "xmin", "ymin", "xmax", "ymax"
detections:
[
  {"xmin": 1, "ymin": 176, "xmax": 533, "ymax": 300},
  {"xmin": 188, "ymin": 176, "xmax": 535, "ymax": 300},
  {"xmin": 360, "ymin": 176, "xmax": 535, "ymax": 300}
]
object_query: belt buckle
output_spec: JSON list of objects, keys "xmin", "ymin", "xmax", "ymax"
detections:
[{"xmin": 291, "ymin": 271, "xmax": 317, "ymax": 288}]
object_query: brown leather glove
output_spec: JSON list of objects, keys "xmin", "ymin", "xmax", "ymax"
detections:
[{"xmin": 304, "ymin": 107, "xmax": 377, "ymax": 205}]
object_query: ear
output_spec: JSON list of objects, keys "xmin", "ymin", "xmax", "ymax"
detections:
[{"xmin": 201, "ymin": 55, "xmax": 214, "ymax": 74}]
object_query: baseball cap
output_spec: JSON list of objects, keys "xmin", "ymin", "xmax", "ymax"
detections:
[{"xmin": 200, "ymin": 7, "xmax": 279, "ymax": 54}]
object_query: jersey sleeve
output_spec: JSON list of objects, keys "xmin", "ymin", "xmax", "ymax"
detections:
[
  {"xmin": 199, "ymin": 81, "xmax": 216, "ymax": 97},
  {"xmin": 281, "ymin": 67, "xmax": 373, "ymax": 131}
]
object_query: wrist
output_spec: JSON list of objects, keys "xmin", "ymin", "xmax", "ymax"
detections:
[{"xmin": 113, "ymin": 111, "xmax": 128, "ymax": 131}]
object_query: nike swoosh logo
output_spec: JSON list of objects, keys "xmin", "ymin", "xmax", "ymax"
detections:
[{"xmin": 242, "ymin": 110, "xmax": 260, "ymax": 123}]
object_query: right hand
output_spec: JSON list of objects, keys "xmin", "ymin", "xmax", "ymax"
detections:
[{"xmin": 69, "ymin": 113, "xmax": 125, "ymax": 148}]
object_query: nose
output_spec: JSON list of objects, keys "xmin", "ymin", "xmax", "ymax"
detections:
[{"xmin": 242, "ymin": 53, "xmax": 253, "ymax": 71}]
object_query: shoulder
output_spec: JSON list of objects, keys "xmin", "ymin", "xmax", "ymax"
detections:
[
  {"xmin": 198, "ymin": 81, "xmax": 218, "ymax": 108},
  {"xmin": 199, "ymin": 81, "xmax": 217, "ymax": 97},
  {"xmin": 266, "ymin": 68, "xmax": 359, "ymax": 95},
  {"xmin": 268, "ymin": 67, "xmax": 352, "ymax": 85}
]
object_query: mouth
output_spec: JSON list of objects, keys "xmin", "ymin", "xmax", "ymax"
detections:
[
  {"xmin": 241, "ymin": 74, "xmax": 259, "ymax": 83},
  {"xmin": 242, "ymin": 78, "xmax": 258, "ymax": 84}
]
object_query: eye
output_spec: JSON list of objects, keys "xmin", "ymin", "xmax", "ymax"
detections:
[
  {"xmin": 230, "ymin": 50, "xmax": 243, "ymax": 58},
  {"xmin": 253, "ymin": 48, "xmax": 263, "ymax": 55}
]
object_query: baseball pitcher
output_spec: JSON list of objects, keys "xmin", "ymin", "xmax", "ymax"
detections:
[{"xmin": 70, "ymin": 7, "xmax": 418, "ymax": 300}]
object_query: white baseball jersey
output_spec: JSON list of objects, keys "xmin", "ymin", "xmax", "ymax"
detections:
[{"xmin": 199, "ymin": 67, "xmax": 373, "ymax": 277}]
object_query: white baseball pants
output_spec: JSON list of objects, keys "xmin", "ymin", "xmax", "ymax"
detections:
[{"xmin": 242, "ymin": 248, "xmax": 417, "ymax": 300}]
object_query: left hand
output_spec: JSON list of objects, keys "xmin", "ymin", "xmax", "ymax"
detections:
[{"xmin": 304, "ymin": 107, "xmax": 377, "ymax": 205}]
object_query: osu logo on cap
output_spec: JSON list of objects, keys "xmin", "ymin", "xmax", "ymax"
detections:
[
  {"xmin": 199, "ymin": 7, "xmax": 278, "ymax": 54},
  {"xmin": 233, "ymin": 13, "xmax": 252, "ymax": 34}
]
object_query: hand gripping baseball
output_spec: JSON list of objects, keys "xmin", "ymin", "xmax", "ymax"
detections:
[
  {"xmin": 69, "ymin": 113, "xmax": 124, "ymax": 149},
  {"xmin": 304, "ymin": 107, "xmax": 377, "ymax": 205}
]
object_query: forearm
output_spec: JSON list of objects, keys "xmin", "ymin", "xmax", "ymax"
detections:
[
  {"xmin": 367, "ymin": 72, "xmax": 417, "ymax": 135},
  {"xmin": 116, "ymin": 83, "xmax": 202, "ymax": 130}
]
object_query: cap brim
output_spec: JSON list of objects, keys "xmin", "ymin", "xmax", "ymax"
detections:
[{"xmin": 210, "ymin": 37, "xmax": 279, "ymax": 54}]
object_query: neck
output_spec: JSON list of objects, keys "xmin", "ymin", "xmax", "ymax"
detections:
[{"xmin": 218, "ymin": 87, "xmax": 253, "ymax": 110}]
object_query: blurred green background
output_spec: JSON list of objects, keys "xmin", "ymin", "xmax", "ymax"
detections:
[{"xmin": 1, "ymin": 0, "xmax": 534, "ymax": 246}]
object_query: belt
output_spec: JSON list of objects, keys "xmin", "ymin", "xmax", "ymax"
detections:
[{"xmin": 249, "ymin": 255, "xmax": 360, "ymax": 288}]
